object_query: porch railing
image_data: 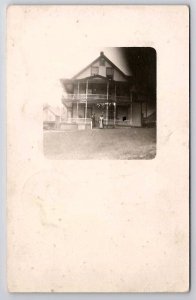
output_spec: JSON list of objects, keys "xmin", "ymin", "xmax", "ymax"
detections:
[
  {"xmin": 67, "ymin": 117, "xmax": 131, "ymax": 126},
  {"xmin": 67, "ymin": 117, "xmax": 92, "ymax": 124},
  {"xmin": 43, "ymin": 118, "xmax": 132, "ymax": 130}
]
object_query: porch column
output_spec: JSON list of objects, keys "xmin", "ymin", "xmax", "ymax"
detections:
[
  {"xmin": 113, "ymin": 103, "xmax": 116, "ymax": 127},
  {"xmin": 85, "ymin": 101, "xmax": 88, "ymax": 124},
  {"xmin": 77, "ymin": 81, "xmax": 80, "ymax": 119},
  {"xmin": 85, "ymin": 80, "xmax": 88, "ymax": 124},
  {"xmin": 86, "ymin": 80, "xmax": 88, "ymax": 100},
  {"xmin": 77, "ymin": 102, "xmax": 79, "ymax": 119},
  {"xmin": 114, "ymin": 83, "xmax": 117, "ymax": 126},
  {"xmin": 130, "ymin": 89, "xmax": 133, "ymax": 126},
  {"xmin": 106, "ymin": 81, "xmax": 109, "ymax": 126}
]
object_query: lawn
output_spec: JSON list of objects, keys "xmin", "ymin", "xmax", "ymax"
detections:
[{"xmin": 43, "ymin": 127, "xmax": 156, "ymax": 160}]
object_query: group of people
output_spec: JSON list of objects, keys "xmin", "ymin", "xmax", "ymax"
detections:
[{"xmin": 91, "ymin": 113, "xmax": 104, "ymax": 129}]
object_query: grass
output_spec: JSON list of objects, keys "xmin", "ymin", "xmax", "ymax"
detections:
[{"xmin": 43, "ymin": 127, "xmax": 156, "ymax": 160}]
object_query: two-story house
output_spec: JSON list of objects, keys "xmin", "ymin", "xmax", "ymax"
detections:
[{"xmin": 60, "ymin": 51, "xmax": 145, "ymax": 128}]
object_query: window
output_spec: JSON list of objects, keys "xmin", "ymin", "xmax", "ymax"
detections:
[
  {"xmin": 100, "ymin": 58, "xmax": 105, "ymax": 66},
  {"xmin": 91, "ymin": 66, "xmax": 99, "ymax": 76},
  {"xmin": 106, "ymin": 67, "xmax": 114, "ymax": 79}
]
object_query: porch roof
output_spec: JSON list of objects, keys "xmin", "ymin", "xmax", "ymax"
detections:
[{"xmin": 60, "ymin": 75, "xmax": 132, "ymax": 85}]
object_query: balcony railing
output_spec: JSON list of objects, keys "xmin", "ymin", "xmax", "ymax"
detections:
[{"xmin": 62, "ymin": 93, "xmax": 131, "ymax": 103}]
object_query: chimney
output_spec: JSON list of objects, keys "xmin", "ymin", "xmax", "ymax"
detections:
[{"xmin": 100, "ymin": 51, "xmax": 104, "ymax": 56}]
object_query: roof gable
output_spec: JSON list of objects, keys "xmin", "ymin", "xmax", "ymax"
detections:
[{"xmin": 72, "ymin": 52, "xmax": 130, "ymax": 82}]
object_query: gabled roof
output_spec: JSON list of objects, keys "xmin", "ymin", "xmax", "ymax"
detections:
[
  {"xmin": 71, "ymin": 51, "xmax": 130, "ymax": 81},
  {"xmin": 43, "ymin": 104, "xmax": 61, "ymax": 116}
]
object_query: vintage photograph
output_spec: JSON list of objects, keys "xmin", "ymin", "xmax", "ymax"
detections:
[{"xmin": 43, "ymin": 47, "xmax": 156, "ymax": 159}]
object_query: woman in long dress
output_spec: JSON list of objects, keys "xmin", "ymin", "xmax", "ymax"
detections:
[{"xmin": 99, "ymin": 115, "xmax": 104, "ymax": 129}]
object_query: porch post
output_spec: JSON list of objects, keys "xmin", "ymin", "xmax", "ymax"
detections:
[
  {"xmin": 106, "ymin": 81, "xmax": 109, "ymax": 126},
  {"xmin": 86, "ymin": 79, "xmax": 88, "ymax": 100},
  {"xmin": 85, "ymin": 80, "xmax": 88, "ymax": 100},
  {"xmin": 77, "ymin": 102, "xmax": 79, "ymax": 119},
  {"xmin": 85, "ymin": 80, "xmax": 89, "ymax": 124},
  {"xmin": 107, "ymin": 81, "xmax": 109, "ymax": 100},
  {"xmin": 106, "ymin": 104, "xmax": 109, "ymax": 127},
  {"xmin": 77, "ymin": 81, "xmax": 80, "ymax": 119},
  {"xmin": 114, "ymin": 83, "xmax": 117, "ymax": 126},
  {"xmin": 130, "ymin": 89, "xmax": 133, "ymax": 126},
  {"xmin": 113, "ymin": 103, "xmax": 116, "ymax": 127},
  {"xmin": 85, "ymin": 101, "xmax": 88, "ymax": 124}
]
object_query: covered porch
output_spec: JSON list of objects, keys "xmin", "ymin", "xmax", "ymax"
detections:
[
  {"xmin": 62, "ymin": 98, "xmax": 145, "ymax": 128},
  {"xmin": 61, "ymin": 76, "xmax": 145, "ymax": 128},
  {"xmin": 62, "ymin": 76, "xmax": 131, "ymax": 127},
  {"xmin": 66, "ymin": 101, "xmax": 133, "ymax": 127}
]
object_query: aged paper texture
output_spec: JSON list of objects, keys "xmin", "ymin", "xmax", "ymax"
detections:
[{"xmin": 7, "ymin": 5, "xmax": 189, "ymax": 292}]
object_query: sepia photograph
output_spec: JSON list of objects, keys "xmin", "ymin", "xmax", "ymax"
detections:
[{"xmin": 43, "ymin": 47, "xmax": 156, "ymax": 160}]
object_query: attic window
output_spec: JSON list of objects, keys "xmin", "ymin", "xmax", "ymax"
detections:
[
  {"xmin": 106, "ymin": 67, "xmax": 114, "ymax": 79},
  {"xmin": 91, "ymin": 66, "xmax": 99, "ymax": 76},
  {"xmin": 100, "ymin": 58, "xmax": 105, "ymax": 66}
]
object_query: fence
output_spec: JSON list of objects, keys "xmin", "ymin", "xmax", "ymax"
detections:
[
  {"xmin": 43, "ymin": 118, "xmax": 133, "ymax": 131},
  {"xmin": 67, "ymin": 117, "xmax": 92, "ymax": 124}
]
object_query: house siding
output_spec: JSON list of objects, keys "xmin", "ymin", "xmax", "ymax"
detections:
[{"xmin": 74, "ymin": 59, "xmax": 127, "ymax": 82}]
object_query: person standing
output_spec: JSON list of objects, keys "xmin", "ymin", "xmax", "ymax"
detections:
[{"xmin": 99, "ymin": 114, "xmax": 104, "ymax": 129}]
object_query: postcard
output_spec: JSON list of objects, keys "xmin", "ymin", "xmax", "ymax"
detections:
[{"xmin": 7, "ymin": 5, "xmax": 189, "ymax": 292}]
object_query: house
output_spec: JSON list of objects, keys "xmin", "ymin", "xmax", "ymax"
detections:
[
  {"xmin": 60, "ymin": 51, "xmax": 148, "ymax": 128},
  {"xmin": 43, "ymin": 104, "xmax": 61, "ymax": 130}
]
